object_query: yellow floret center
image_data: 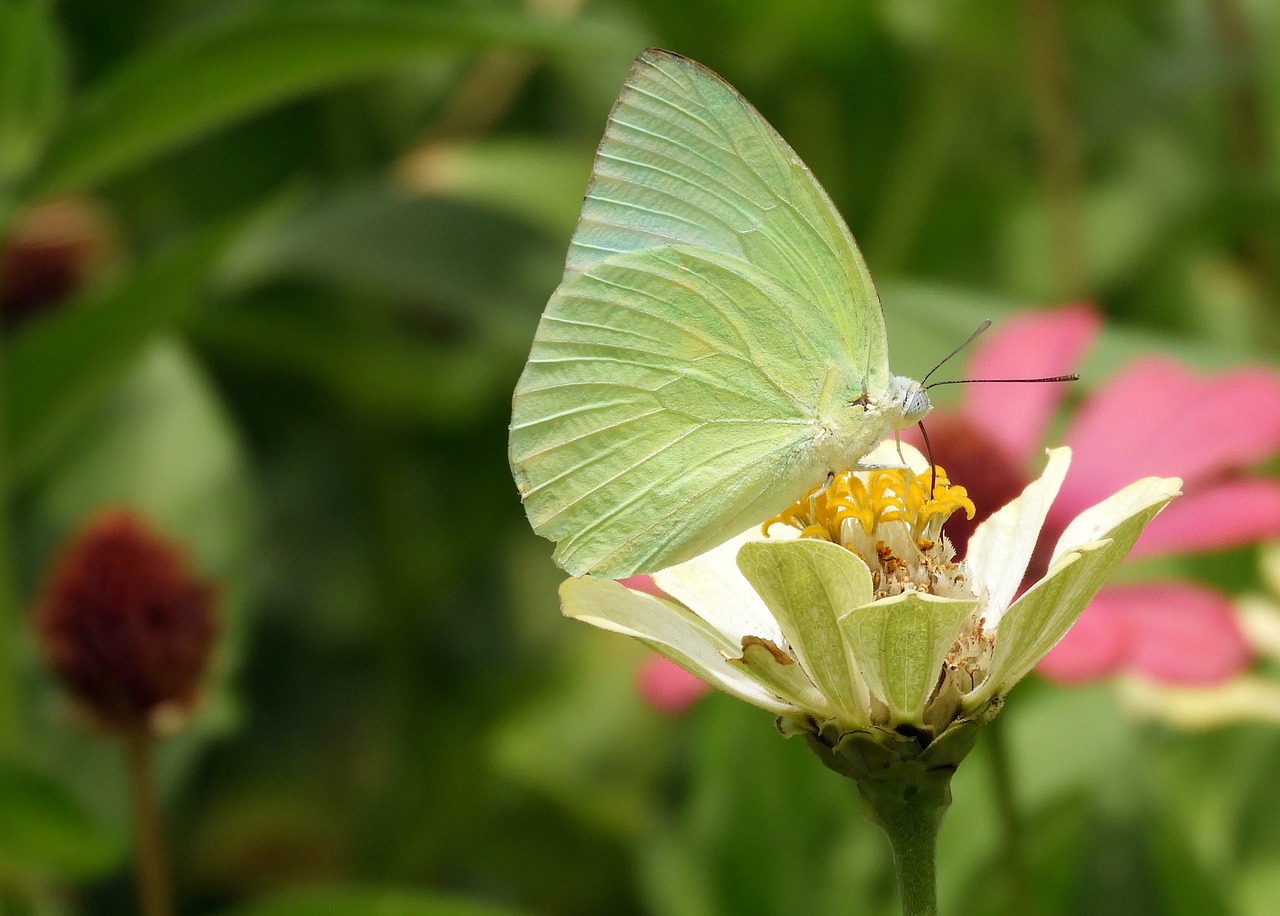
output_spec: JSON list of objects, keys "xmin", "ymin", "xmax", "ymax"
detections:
[{"xmin": 766, "ymin": 465, "xmax": 975, "ymax": 543}]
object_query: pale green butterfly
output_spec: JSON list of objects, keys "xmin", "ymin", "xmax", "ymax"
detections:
[{"xmin": 509, "ymin": 49, "xmax": 931, "ymax": 578}]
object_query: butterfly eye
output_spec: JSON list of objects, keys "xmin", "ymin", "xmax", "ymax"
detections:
[
  {"xmin": 884, "ymin": 377, "xmax": 932, "ymax": 429},
  {"xmin": 906, "ymin": 388, "xmax": 932, "ymax": 423}
]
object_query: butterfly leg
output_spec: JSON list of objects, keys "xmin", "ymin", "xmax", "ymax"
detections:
[{"xmin": 849, "ymin": 432, "xmax": 911, "ymax": 472}]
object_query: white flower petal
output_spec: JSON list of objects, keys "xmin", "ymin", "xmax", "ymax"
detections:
[
  {"xmin": 1051, "ymin": 475, "xmax": 1184, "ymax": 567},
  {"xmin": 966, "ymin": 447, "xmax": 1071, "ymax": 629},
  {"xmin": 560, "ymin": 576, "xmax": 798, "ymax": 715},
  {"xmin": 653, "ymin": 526, "xmax": 787, "ymax": 645},
  {"xmin": 964, "ymin": 477, "xmax": 1180, "ymax": 709}
]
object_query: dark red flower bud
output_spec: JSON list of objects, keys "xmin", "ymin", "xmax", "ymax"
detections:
[
  {"xmin": 1, "ymin": 195, "xmax": 117, "ymax": 332},
  {"xmin": 34, "ymin": 511, "xmax": 217, "ymax": 736}
]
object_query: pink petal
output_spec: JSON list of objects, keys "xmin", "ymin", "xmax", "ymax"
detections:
[
  {"xmin": 960, "ymin": 304, "xmax": 1100, "ymax": 468},
  {"xmin": 1056, "ymin": 359, "xmax": 1280, "ymax": 518},
  {"xmin": 1036, "ymin": 595, "xmax": 1128, "ymax": 683},
  {"xmin": 1120, "ymin": 583, "xmax": 1253, "ymax": 684},
  {"xmin": 618, "ymin": 575, "xmax": 665, "ymax": 597},
  {"xmin": 636, "ymin": 655, "xmax": 710, "ymax": 715},
  {"xmin": 1037, "ymin": 583, "xmax": 1252, "ymax": 686},
  {"xmin": 1129, "ymin": 479, "xmax": 1280, "ymax": 559}
]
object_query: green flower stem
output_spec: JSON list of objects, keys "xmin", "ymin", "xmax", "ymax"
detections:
[
  {"xmin": 123, "ymin": 731, "xmax": 173, "ymax": 916},
  {"xmin": 803, "ymin": 716, "xmax": 996, "ymax": 916},
  {"xmin": 856, "ymin": 762, "xmax": 952, "ymax": 916},
  {"xmin": 987, "ymin": 715, "xmax": 1032, "ymax": 912}
]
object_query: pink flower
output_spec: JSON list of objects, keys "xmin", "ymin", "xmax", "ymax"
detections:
[
  {"xmin": 914, "ymin": 305, "xmax": 1280, "ymax": 685},
  {"xmin": 636, "ymin": 654, "xmax": 710, "ymax": 715}
]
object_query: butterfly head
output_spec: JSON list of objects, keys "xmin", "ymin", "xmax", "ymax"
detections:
[{"xmin": 886, "ymin": 375, "xmax": 932, "ymax": 429}]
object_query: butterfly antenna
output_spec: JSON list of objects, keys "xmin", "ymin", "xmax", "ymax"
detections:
[
  {"xmin": 920, "ymin": 319, "xmax": 1081, "ymax": 389},
  {"xmin": 926, "ymin": 373, "xmax": 1080, "ymax": 389},
  {"xmin": 914, "ymin": 319, "xmax": 1079, "ymax": 494},
  {"xmin": 921, "ymin": 320, "xmax": 992, "ymax": 386}
]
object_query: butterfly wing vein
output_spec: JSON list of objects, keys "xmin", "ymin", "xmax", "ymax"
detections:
[{"xmin": 510, "ymin": 50, "xmax": 896, "ymax": 577}]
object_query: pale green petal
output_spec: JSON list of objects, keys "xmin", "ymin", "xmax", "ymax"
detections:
[
  {"xmin": 736, "ymin": 539, "xmax": 874, "ymax": 721},
  {"xmin": 653, "ymin": 526, "xmax": 788, "ymax": 646},
  {"xmin": 965, "ymin": 478, "xmax": 1180, "ymax": 709},
  {"xmin": 560, "ymin": 576, "xmax": 798, "ymax": 715},
  {"xmin": 1050, "ymin": 476, "xmax": 1184, "ymax": 568},
  {"xmin": 840, "ymin": 593, "xmax": 975, "ymax": 726},
  {"xmin": 966, "ymin": 447, "xmax": 1070, "ymax": 628},
  {"xmin": 730, "ymin": 638, "xmax": 833, "ymax": 716}
]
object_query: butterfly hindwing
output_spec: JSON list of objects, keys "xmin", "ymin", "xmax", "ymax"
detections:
[{"xmin": 511, "ymin": 246, "xmax": 846, "ymax": 577}]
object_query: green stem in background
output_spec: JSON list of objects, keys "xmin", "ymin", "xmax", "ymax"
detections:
[
  {"xmin": 0, "ymin": 494, "xmax": 21, "ymax": 754},
  {"xmin": 1205, "ymin": 0, "xmax": 1279, "ymax": 351},
  {"xmin": 1019, "ymin": 0, "xmax": 1092, "ymax": 302},
  {"xmin": 123, "ymin": 730, "xmax": 173, "ymax": 916},
  {"xmin": 1207, "ymin": 0, "xmax": 1265, "ymax": 179},
  {"xmin": 866, "ymin": 60, "xmax": 967, "ymax": 277},
  {"xmin": 986, "ymin": 714, "xmax": 1033, "ymax": 915},
  {"xmin": 0, "ymin": 244, "xmax": 25, "ymax": 755},
  {"xmin": 857, "ymin": 765, "xmax": 951, "ymax": 916},
  {"xmin": 398, "ymin": 0, "xmax": 587, "ymax": 175}
]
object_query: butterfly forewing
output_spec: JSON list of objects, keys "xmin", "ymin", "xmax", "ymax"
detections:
[
  {"xmin": 565, "ymin": 50, "xmax": 888, "ymax": 390},
  {"xmin": 510, "ymin": 50, "xmax": 897, "ymax": 577}
]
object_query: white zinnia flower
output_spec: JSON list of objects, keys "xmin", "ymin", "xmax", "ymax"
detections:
[{"xmin": 560, "ymin": 442, "xmax": 1181, "ymax": 759}]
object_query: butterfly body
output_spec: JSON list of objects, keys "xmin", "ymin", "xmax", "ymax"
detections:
[
  {"xmin": 510, "ymin": 50, "xmax": 928, "ymax": 578},
  {"xmin": 811, "ymin": 372, "xmax": 932, "ymax": 471}
]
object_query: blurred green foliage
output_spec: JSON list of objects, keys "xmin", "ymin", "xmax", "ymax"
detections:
[{"xmin": 0, "ymin": 0, "xmax": 1278, "ymax": 913}]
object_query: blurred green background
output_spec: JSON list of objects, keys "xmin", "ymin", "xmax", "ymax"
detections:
[{"xmin": 1, "ymin": 0, "xmax": 1279, "ymax": 913}]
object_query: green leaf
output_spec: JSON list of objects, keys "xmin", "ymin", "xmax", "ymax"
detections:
[
  {"xmin": 34, "ymin": 4, "xmax": 632, "ymax": 193},
  {"xmin": 401, "ymin": 139, "xmax": 594, "ymax": 240},
  {"xmin": 34, "ymin": 340, "xmax": 253, "ymax": 586},
  {"xmin": 839, "ymin": 593, "xmax": 975, "ymax": 726},
  {"xmin": 490, "ymin": 627, "xmax": 662, "ymax": 837},
  {"xmin": 216, "ymin": 183, "xmax": 562, "ymax": 322},
  {"xmin": 222, "ymin": 887, "xmax": 529, "ymax": 916},
  {"xmin": 736, "ymin": 539, "xmax": 874, "ymax": 722},
  {"xmin": 969, "ymin": 478, "xmax": 1181, "ymax": 708},
  {"xmin": 5, "ymin": 223, "xmax": 232, "ymax": 482},
  {"xmin": 186, "ymin": 299, "xmax": 525, "ymax": 429},
  {"xmin": 0, "ymin": 0, "xmax": 66, "ymax": 187},
  {"xmin": 0, "ymin": 757, "xmax": 121, "ymax": 879}
]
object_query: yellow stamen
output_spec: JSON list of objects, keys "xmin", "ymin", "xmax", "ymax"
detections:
[{"xmin": 764, "ymin": 465, "xmax": 976, "ymax": 543}]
